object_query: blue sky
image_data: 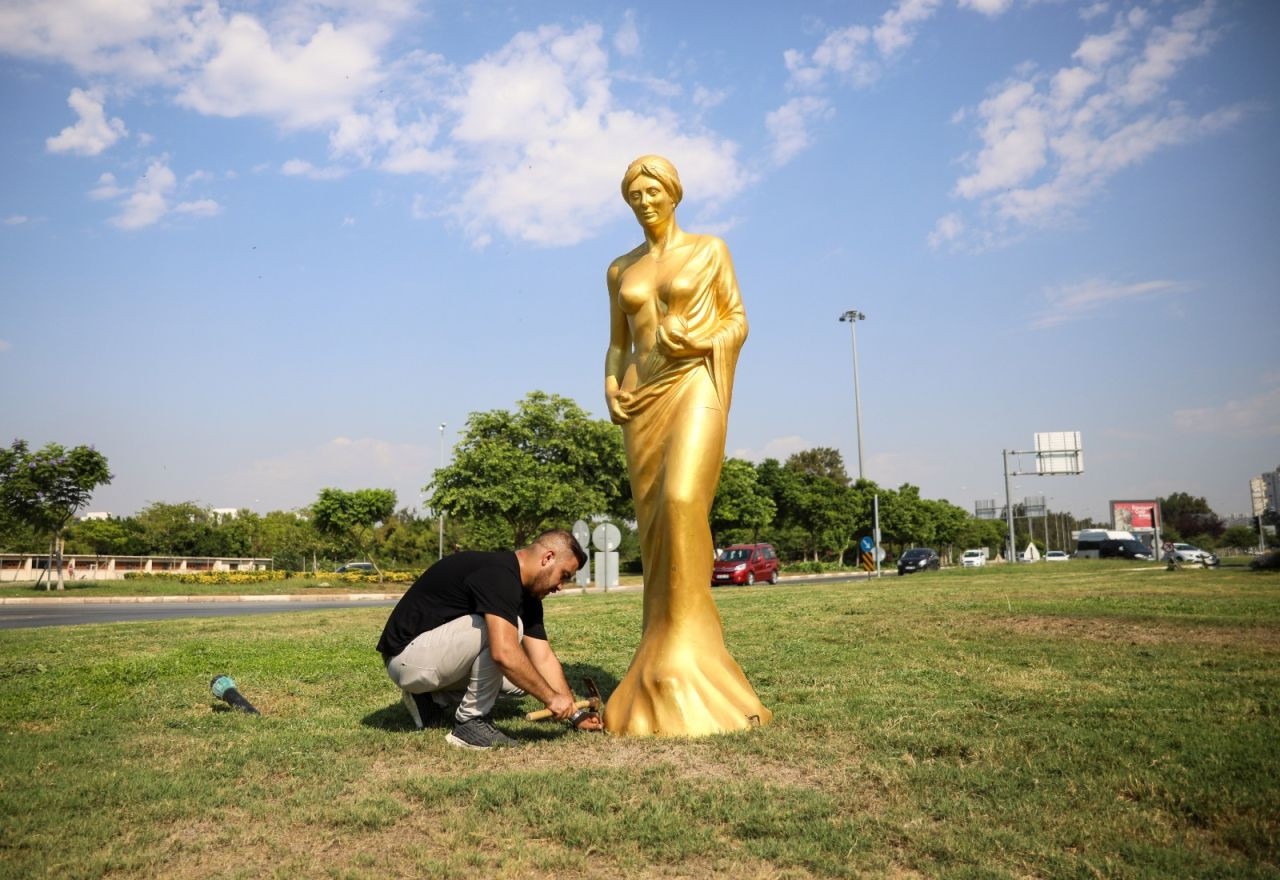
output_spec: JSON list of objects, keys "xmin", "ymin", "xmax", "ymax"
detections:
[{"xmin": 1, "ymin": 0, "xmax": 1277, "ymax": 525}]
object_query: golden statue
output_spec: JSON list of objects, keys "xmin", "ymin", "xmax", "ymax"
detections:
[{"xmin": 603, "ymin": 155, "xmax": 772, "ymax": 737}]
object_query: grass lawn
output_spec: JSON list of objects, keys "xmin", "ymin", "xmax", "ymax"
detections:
[
  {"xmin": 1, "ymin": 562, "xmax": 1277, "ymax": 878},
  {"xmin": 0, "ymin": 573, "xmax": 648, "ymax": 599}
]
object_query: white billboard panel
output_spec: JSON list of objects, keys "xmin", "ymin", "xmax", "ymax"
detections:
[{"xmin": 1034, "ymin": 431, "xmax": 1083, "ymax": 474}]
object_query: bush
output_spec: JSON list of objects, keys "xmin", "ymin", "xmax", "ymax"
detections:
[{"xmin": 1249, "ymin": 551, "xmax": 1280, "ymax": 571}]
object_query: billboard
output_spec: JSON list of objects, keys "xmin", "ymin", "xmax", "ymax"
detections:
[
  {"xmin": 1034, "ymin": 431, "xmax": 1083, "ymax": 474},
  {"xmin": 1111, "ymin": 500, "xmax": 1160, "ymax": 532},
  {"xmin": 975, "ymin": 499, "xmax": 1000, "ymax": 520}
]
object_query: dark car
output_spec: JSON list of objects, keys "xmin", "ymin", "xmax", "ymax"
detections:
[
  {"xmin": 335, "ymin": 561, "xmax": 376, "ymax": 574},
  {"xmin": 897, "ymin": 548, "xmax": 940, "ymax": 575},
  {"xmin": 713, "ymin": 543, "xmax": 780, "ymax": 586},
  {"xmin": 1098, "ymin": 539, "xmax": 1152, "ymax": 561}
]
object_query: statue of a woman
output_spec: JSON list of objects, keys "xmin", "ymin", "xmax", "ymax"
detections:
[{"xmin": 603, "ymin": 155, "xmax": 772, "ymax": 736}]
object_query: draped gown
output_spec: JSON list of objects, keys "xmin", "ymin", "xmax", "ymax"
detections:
[{"xmin": 603, "ymin": 234, "xmax": 773, "ymax": 736}]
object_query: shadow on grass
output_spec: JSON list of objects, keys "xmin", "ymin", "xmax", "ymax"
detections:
[{"xmin": 360, "ymin": 664, "xmax": 620, "ymax": 737}]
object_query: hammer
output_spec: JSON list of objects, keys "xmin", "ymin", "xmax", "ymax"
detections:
[{"xmin": 523, "ymin": 677, "xmax": 605, "ymax": 722}]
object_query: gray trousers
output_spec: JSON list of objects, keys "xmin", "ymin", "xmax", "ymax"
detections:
[{"xmin": 384, "ymin": 614, "xmax": 523, "ymax": 722}]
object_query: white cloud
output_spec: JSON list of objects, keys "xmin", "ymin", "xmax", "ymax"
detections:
[
  {"xmin": 1173, "ymin": 386, "xmax": 1280, "ymax": 438},
  {"xmin": 1079, "ymin": 2, "xmax": 1109, "ymax": 22},
  {"xmin": 927, "ymin": 212, "xmax": 965, "ymax": 249},
  {"xmin": 784, "ymin": 26, "xmax": 875, "ymax": 90},
  {"xmin": 281, "ymin": 158, "xmax": 348, "ymax": 180},
  {"xmin": 111, "ymin": 160, "xmax": 177, "ymax": 229},
  {"xmin": 444, "ymin": 24, "xmax": 748, "ymax": 246},
  {"xmin": 765, "ymin": 96, "xmax": 832, "ymax": 166},
  {"xmin": 88, "ymin": 172, "xmax": 124, "ymax": 200},
  {"xmin": 3, "ymin": 215, "xmax": 29, "ymax": 226},
  {"xmin": 7, "ymin": 8, "xmax": 743, "ymax": 247},
  {"xmin": 731, "ymin": 435, "xmax": 812, "ymax": 463},
  {"xmin": 178, "ymin": 14, "xmax": 386, "ymax": 129},
  {"xmin": 46, "ymin": 87, "xmax": 127, "ymax": 156},
  {"xmin": 613, "ymin": 10, "xmax": 640, "ymax": 57},
  {"xmin": 1032, "ymin": 277, "xmax": 1192, "ymax": 329},
  {"xmin": 939, "ymin": 2, "xmax": 1246, "ymax": 246},
  {"xmin": 958, "ymin": 0, "xmax": 1013, "ymax": 16},
  {"xmin": 99, "ymin": 159, "xmax": 220, "ymax": 229},
  {"xmin": 874, "ymin": 0, "xmax": 943, "ymax": 57},
  {"xmin": 174, "ymin": 198, "xmax": 220, "ymax": 217}
]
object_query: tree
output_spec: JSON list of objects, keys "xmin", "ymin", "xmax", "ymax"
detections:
[
  {"xmin": 784, "ymin": 447, "xmax": 850, "ymax": 486},
  {"xmin": 64, "ymin": 516, "xmax": 143, "ymax": 557},
  {"xmin": 428, "ymin": 392, "xmax": 630, "ymax": 548},
  {"xmin": 312, "ymin": 488, "xmax": 397, "ymax": 580},
  {"xmin": 0, "ymin": 440, "xmax": 112, "ymax": 590},
  {"xmin": 1159, "ymin": 492, "xmax": 1223, "ymax": 540},
  {"xmin": 135, "ymin": 502, "xmax": 217, "ymax": 557},
  {"xmin": 710, "ymin": 458, "xmax": 776, "ymax": 547},
  {"xmin": 1221, "ymin": 524, "xmax": 1258, "ymax": 551}
]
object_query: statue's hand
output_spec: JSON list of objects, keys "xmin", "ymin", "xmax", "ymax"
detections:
[
  {"xmin": 656, "ymin": 315, "xmax": 709, "ymax": 358},
  {"xmin": 606, "ymin": 388, "xmax": 632, "ymax": 425}
]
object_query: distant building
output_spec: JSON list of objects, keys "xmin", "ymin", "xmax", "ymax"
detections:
[
  {"xmin": 1251, "ymin": 466, "xmax": 1280, "ymax": 516},
  {"xmin": 210, "ymin": 508, "xmax": 240, "ymax": 522},
  {"xmin": 79, "ymin": 511, "xmax": 113, "ymax": 521}
]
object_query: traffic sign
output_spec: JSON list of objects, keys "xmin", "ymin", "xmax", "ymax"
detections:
[
  {"xmin": 859, "ymin": 535, "xmax": 874, "ymax": 553},
  {"xmin": 592, "ymin": 522, "xmax": 621, "ymax": 552}
]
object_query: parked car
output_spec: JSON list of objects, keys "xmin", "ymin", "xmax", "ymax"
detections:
[
  {"xmin": 961, "ymin": 549, "xmax": 987, "ymax": 568},
  {"xmin": 1044, "ymin": 550, "xmax": 1070, "ymax": 562},
  {"xmin": 712, "ymin": 543, "xmax": 779, "ymax": 586},
  {"xmin": 335, "ymin": 561, "xmax": 377, "ymax": 573},
  {"xmin": 897, "ymin": 547, "xmax": 940, "ymax": 575},
  {"xmin": 1163, "ymin": 543, "xmax": 1219, "ymax": 567}
]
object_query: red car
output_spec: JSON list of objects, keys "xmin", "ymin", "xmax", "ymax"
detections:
[{"xmin": 713, "ymin": 543, "xmax": 780, "ymax": 586}]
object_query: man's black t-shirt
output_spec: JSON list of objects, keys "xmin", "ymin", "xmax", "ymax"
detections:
[{"xmin": 375, "ymin": 551, "xmax": 547, "ymax": 659}]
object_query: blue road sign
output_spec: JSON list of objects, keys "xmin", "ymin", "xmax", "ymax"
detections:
[{"xmin": 860, "ymin": 535, "xmax": 874, "ymax": 552}]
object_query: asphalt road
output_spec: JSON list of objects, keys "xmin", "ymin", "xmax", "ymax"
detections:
[
  {"xmin": 0, "ymin": 599, "xmax": 398, "ymax": 630},
  {"xmin": 0, "ymin": 571, "xmax": 887, "ymax": 630}
]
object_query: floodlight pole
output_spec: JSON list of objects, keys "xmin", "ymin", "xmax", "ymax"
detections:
[
  {"xmin": 839, "ymin": 310, "xmax": 866, "ymax": 481},
  {"xmin": 438, "ymin": 423, "xmax": 446, "ymax": 560},
  {"xmin": 1003, "ymin": 449, "xmax": 1017, "ymax": 562}
]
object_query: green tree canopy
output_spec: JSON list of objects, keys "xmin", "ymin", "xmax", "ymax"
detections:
[
  {"xmin": 711, "ymin": 458, "xmax": 776, "ymax": 546},
  {"xmin": 784, "ymin": 447, "xmax": 850, "ymax": 486},
  {"xmin": 1159, "ymin": 492, "xmax": 1223, "ymax": 539},
  {"xmin": 0, "ymin": 440, "xmax": 112, "ymax": 589},
  {"xmin": 312, "ymin": 488, "xmax": 397, "ymax": 575},
  {"xmin": 428, "ymin": 391, "xmax": 629, "ymax": 549}
]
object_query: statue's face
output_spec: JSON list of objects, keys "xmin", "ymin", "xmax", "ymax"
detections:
[{"xmin": 626, "ymin": 174, "xmax": 675, "ymax": 229}]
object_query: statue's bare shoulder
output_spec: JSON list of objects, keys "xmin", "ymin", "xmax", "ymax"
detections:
[{"xmin": 607, "ymin": 243, "xmax": 647, "ymax": 292}]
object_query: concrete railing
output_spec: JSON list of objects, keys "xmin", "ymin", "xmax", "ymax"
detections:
[{"xmin": 0, "ymin": 554, "xmax": 272, "ymax": 582}]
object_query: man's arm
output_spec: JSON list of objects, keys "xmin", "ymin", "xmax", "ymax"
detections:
[
  {"xmin": 524, "ymin": 635, "xmax": 604, "ymax": 731},
  {"xmin": 484, "ymin": 614, "xmax": 575, "ymax": 720}
]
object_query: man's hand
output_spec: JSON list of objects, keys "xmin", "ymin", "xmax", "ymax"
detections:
[{"xmin": 545, "ymin": 691, "xmax": 576, "ymax": 721}]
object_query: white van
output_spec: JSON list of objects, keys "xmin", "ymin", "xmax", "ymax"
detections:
[
  {"xmin": 961, "ymin": 549, "xmax": 987, "ymax": 567},
  {"xmin": 1074, "ymin": 530, "xmax": 1152, "ymax": 560}
]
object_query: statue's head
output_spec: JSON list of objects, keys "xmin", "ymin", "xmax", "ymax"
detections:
[{"xmin": 620, "ymin": 155, "xmax": 683, "ymax": 207}]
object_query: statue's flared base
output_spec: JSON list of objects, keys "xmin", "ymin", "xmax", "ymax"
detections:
[{"xmin": 604, "ymin": 624, "xmax": 772, "ymax": 737}]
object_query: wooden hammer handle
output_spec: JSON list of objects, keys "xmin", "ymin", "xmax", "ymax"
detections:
[{"xmin": 524, "ymin": 699, "xmax": 595, "ymax": 721}]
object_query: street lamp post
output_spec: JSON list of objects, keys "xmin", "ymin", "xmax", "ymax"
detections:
[
  {"xmin": 437, "ymin": 423, "xmax": 446, "ymax": 560},
  {"xmin": 838, "ymin": 309, "xmax": 866, "ymax": 481}
]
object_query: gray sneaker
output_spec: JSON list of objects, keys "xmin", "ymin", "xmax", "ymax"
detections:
[
  {"xmin": 446, "ymin": 716, "xmax": 519, "ymax": 750},
  {"xmin": 402, "ymin": 690, "xmax": 448, "ymax": 729}
]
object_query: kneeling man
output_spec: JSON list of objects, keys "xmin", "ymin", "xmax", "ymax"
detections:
[{"xmin": 376, "ymin": 528, "xmax": 601, "ymax": 749}]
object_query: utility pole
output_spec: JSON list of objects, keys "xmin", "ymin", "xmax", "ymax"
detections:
[
  {"xmin": 438, "ymin": 422, "xmax": 446, "ymax": 560},
  {"xmin": 838, "ymin": 310, "xmax": 866, "ymax": 481}
]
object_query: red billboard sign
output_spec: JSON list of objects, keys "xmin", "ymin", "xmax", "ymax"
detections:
[{"xmin": 1110, "ymin": 500, "xmax": 1160, "ymax": 531}]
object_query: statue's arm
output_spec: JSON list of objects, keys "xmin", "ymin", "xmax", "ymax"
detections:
[
  {"xmin": 604, "ymin": 260, "xmax": 632, "ymax": 424},
  {"xmin": 706, "ymin": 237, "xmax": 748, "ymax": 354}
]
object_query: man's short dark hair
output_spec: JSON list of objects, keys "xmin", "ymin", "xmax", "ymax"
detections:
[{"xmin": 529, "ymin": 528, "xmax": 588, "ymax": 568}]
